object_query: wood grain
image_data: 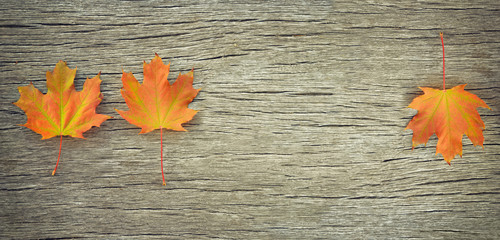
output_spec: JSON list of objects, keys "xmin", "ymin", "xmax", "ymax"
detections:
[{"xmin": 1, "ymin": 0, "xmax": 499, "ymax": 239}]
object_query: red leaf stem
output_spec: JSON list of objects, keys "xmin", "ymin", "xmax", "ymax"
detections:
[
  {"xmin": 161, "ymin": 127, "xmax": 166, "ymax": 186},
  {"xmin": 52, "ymin": 135, "xmax": 63, "ymax": 175},
  {"xmin": 440, "ymin": 32, "xmax": 445, "ymax": 90}
]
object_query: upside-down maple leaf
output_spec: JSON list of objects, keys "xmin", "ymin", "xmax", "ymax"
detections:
[
  {"xmin": 116, "ymin": 54, "xmax": 200, "ymax": 185},
  {"xmin": 406, "ymin": 85, "xmax": 490, "ymax": 163},
  {"xmin": 14, "ymin": 61, "xmax": 111, "ymax": 175},
  {"xmin": 406, "ymin": 33, "xmax": 490, "ymax": 164}
]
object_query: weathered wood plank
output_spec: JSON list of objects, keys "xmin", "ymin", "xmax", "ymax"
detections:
[{"xmin": 1, "ymin": 0, "xmax": 499, "ymax": 239}]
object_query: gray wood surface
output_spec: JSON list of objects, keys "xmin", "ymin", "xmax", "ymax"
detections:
[{"xmin": 1, "ymin": 0, "xmax": 499, "ymax": 239}]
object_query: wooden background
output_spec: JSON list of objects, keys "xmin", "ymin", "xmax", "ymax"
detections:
[{"xmin": 1, "ymin": 0, "xmax": 499, "ymax": 239}]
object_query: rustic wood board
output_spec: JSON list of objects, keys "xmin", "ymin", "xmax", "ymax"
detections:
[{"xmin": 1, "ymin": 0, "xmax": 499, "ymax": 239}]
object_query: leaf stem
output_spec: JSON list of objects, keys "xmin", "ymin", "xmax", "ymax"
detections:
[
  {"xmin": 161, "ymin": 127, "xmax": 166, "ymax": 186},
  {"xmin": 440, "ymin": 32, "xmax": 445, "ymax": 90},
  {"xmin": 52, "ymin": 135, "xmax": 62, "ymax": 175}
]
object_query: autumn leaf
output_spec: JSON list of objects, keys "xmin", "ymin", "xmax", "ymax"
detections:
[
  {"xmin": 14, "ymin": 61, "xmax": 111, "ymax": 175},
  {"xmin": 406, "ymin": 33, "xmax": 490, "ymax": 164},
  {"xmin": 406, "ymin": 85, "xmax": 490, "ymax": 163},
  {"xmin": 116, "ymin": 54, "xmax": 200, "ymax": 185}
]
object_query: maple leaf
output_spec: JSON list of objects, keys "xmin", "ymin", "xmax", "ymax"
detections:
[
  {"xmin": 406, "ymin": 85, "xmax": 490, "ymax": 163},
  {"xmin": 14, "ymin": 61, "xmax": 111, "ymax": 175},
  {"xmin": 406, "ymin": 33, "xmax": 490, "ymax": 164},
  {"xmin": 116, "ymin": 54, "xmax": 200, "ymax": 185}
]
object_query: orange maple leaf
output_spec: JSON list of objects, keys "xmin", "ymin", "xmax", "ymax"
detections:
[
  {"xmin": 14, "ymin": 61, "xmax": 111, "ymax": 175},
  {"xmin": 406, "ymin": 85, "xmax": 490, "ymax": 163},
  {"xmin": 406, "ymin": 33, "xmax": 490, "ymax": 164},
  {"xmin": 116, "ymin": 54, "xmax": 200, "ymax": 185}
]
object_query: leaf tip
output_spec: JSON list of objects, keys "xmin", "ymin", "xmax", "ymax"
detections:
[{"xmin": 152, "ymin": 53, "xmax": 163, "ymax": 63}]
